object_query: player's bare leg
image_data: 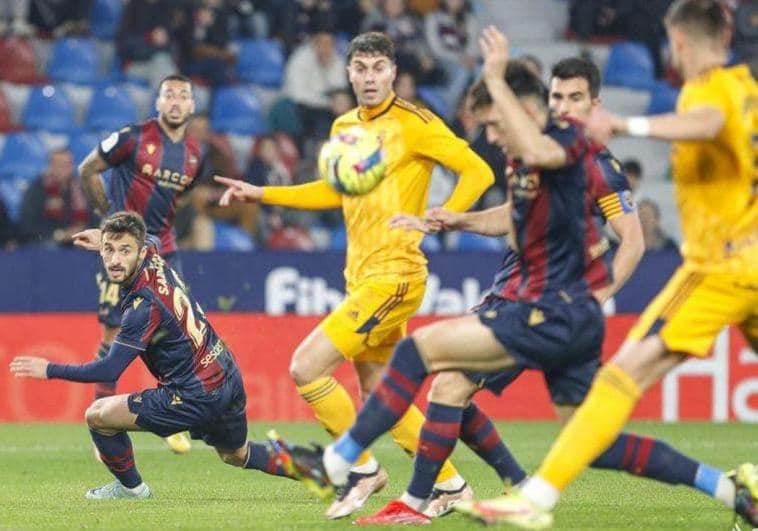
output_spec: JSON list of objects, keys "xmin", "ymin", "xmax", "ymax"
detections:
[{"xmin": 85, "ymin": 395, "xmax": 152, "ymax": 500}]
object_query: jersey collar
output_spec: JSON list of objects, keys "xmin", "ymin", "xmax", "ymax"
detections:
[{"xmin": 358, "ymin": 92, "xmax": 396, "ymax": 122}]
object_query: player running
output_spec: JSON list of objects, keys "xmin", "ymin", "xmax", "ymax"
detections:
[
  {"xmin": 459, "ymin": 2, "xmax": 758, "ymax": 528},
  {"xmin": 78, "ymin": 74, "xmax": 201, "ymax": 454},
  {"xmin": 213, "ymin": 32, "xmax": 494, "ymax": 519},
  {"xmin": 9, "ymin": 212, "xmax": 329, "ymax": 500}
]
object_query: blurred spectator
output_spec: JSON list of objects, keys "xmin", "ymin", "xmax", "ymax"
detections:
[
  {"xmin": 279, "ymin": 0, "xmax": 336, "ymax": 52},
  {"xmin": 184, "ymin": 114, "xmax": 259, "ymax": 250},
  {"xmin": 569, "ymin": 0, "xmax": 671, "ymax": 77},
  {"xmin": 733, "ymin": 0, "xmax": 758, "ymax": 74},
  {"xmin": 283, "ymin": 31, "xmax": 347, "ymax": 150},
  {"xmin": 30, "ymin": 0, "xmax": 92, "ymax": 36},
  {"xmin": 364, "ymin": 0, "xmax": 442, "ymax": 85},
  {"xmin": 0, "ymin": 196, "xmax": 17, "ymax": 248},
  {"xmin": 18, "ymin": 149, "xmax": 91, "ymax": 246},
  {"xmin": 328, "ymin": 87, "xmax": 356, "ymax": 122},
  {"xmin": 409, "ymin": 0, "xmax": 440, "ymax": 15},
  {"xmin": 0, "ymin": 0, "xmax": 32, "ymax": 36},
  {"xmin": 116, "ymin": 0, "xmax": 179, "ymax": 89},
  {"xmin": 638, "ymin": 198, "xmax": 678, "ymax": 252},
  {"xmin": 424, "ymin": 0, "xmax": 479, "ymax": 111},
  {"xmin": 177, "ymin": 0, "xmax": 236, "ymax": 86},
  {"xmin": 228, "ymin": 0, "xmax": 270, "ymax": 38},
  {"xmin": 621, "ymin": 158, "xmax": 643, "ymax": 196},
  {"xmin": 518, "ymin": 54, "xmax": 544, "ymax": 79},
  {"xmin": 394, "ymin": 71, "xmax": 424, "ymax": 105}
]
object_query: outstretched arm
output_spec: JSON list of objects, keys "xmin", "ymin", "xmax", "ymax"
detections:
[
  {"xmin": 10, "ymin": 342, "xmax": 140, "ymax": 382},
  {"xmin": 78, "ymin": 149, "xmax": 111, "ymax": 216},
  {"xmin": 585, "ymin": 106, "xmax": 724, "ymax": 144},
  {"xmin": 215, "ymin": 176, "xmax": 343, "ymax": 210}
]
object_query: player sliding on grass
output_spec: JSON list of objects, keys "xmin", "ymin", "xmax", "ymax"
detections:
[{"xmin": 9, "ymin": 211, "xmax": 329, "ymax": 500}]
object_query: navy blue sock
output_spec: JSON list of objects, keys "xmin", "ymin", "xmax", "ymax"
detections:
[
  {"xmin": 244, "ymin": 441, "xmax": 294, "ymax": 479},
  {"xmin": 591, "ymin": 432, "xmax": 699, "ymax": 487},
  {"xmin": 407, "ymin": 402, "xmax": 463, "ymax": 499},
  {"xmin": 89, "ymin": 429, "xmax": 142, "ymax": 488},
  {"xmin": 94, "ymin": 342, "xmax": 116, "ymax": 399},
  {"xmin": 460, "ymin": 402, "xmax": 526, "ymax": 485},
  {"xmin": 335, "ymin": 338, "xmax": 428, "ymax": 462}
]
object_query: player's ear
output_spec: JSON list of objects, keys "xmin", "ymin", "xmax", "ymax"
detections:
[{"xmin": 139, "ymin": 245, "xmax": 147, "ymax": 261}]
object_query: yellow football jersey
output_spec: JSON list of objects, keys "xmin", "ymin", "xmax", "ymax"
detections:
[
  {"xmin": 330, "ymin": 93, "xmax": 493, "ymax": 287},
  {"xmin": 671, "ymin": 64, "xmax": 758, "ymax": 274}
]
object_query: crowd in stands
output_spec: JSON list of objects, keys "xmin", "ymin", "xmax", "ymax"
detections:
[{"xmin": 0, "ymin": 0, "xmax": 753, "ymax": 253}]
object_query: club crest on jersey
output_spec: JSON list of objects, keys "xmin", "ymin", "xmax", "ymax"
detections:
[
  {"xmin": 146, "ymin": 143, "xmax": 156, "ymax": 155},
  {"xmin": 510, "ymin": 169, "xmax": 540, "ymax": 199},
  {"xmin": 133, "ymin": 296, "xmax": 144, "ymax": 310}
]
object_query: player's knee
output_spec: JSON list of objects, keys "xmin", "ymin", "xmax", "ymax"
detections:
[
  {"xmin": 428, "ymin": 372, "xmax": 476, "ymax": 406},
  {"xmin": 85, "ymin": 400, "xmax": 105, "ymax": 428},
  {"xmin": 289, "ymin": 351, "xmax": 319, "ymax": 386},
  {"xmin": 217, "ymin": 447, "xmax": 247, "ymax": 467}
]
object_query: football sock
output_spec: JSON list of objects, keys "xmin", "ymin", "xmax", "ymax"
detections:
[
  {"xmin": 535, "ymin": 364, "xmax": 641, "ymax": 500},
  {"xmin": 407, "ymin": 402, "xmax": 462, "ymax": 500},
  {"xmin": 94, "ymin": 342, "xmax": 116, "ymax": 399},
  {"xmin": 334, "ymin": 338, "xmax": 428, "ymax": 463},
  {"xmin": 388, "ymin": 404, "xmax": 460, "ymax": 484},
  {"xmin": 89, "ymin": 429, "xmax": 142, "ymax": 488},
  {"xmin": 460, "ymin": 402, "xmax": 526, "ymax": 485},
  {"xmin": 244, "ymin": 441, "xmax": 295, "ymax": 479},
  {"xmin": 694, "ymin": 465, "xmax": 735, "ymax": 508},
  {"xmin": 297, "ymin": 376, "xmax": 373, "ymax": 466}
]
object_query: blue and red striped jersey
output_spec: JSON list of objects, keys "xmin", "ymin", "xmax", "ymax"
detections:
[
  {"xmin": 98, "ymin": 118, "xmax": 201, "ymax": 254},
  {"xmin": 492, "ymin": 118, "xmax": 633, "ymax": 302},
  {"xmin": 113, "ymin": 248, "xmax": 236, "ymax": 395}
]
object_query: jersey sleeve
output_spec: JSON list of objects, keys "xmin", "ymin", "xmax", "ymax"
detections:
[
  {"xmin": 545, "ymin": 120, "xmax": 589, "ymax": 167},
  {"xmin": 679, "ymin": 75, "xmax": 731, "ymax": 117},
  {"xmin": 114, "ymin": 293, "xmax": 161, "ymax": 351},
  {"xmin": 593, "ymin": 154, "xmax": 636, "ymax": 221},
  {"xmin": 98, "ymin": 125, "xmax": 139, "ymax": 166}
]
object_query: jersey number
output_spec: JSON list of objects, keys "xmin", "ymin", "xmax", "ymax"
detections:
[
  {"xmin": 97, "ymin": 274, "xmax": 120, "ymax": 307},
  {"xmin": 171, "ymin": 283, "xmax": 207, "ymax": 349}
]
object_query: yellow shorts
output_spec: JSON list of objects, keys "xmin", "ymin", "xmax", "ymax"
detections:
[
  {"xmin": 629, "ymin": 266, "xmax": 758, "ymax": 357},
  {"xmin": 319, "ymin": 280, "xmax": 426, "ymax": 364}
]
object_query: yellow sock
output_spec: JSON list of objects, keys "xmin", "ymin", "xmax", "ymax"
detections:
[
  {"xmin": 389, "ymin": 404, "xmax": 459, "ymax": 483},
  {"xmin": 297, "ymin": 376, "xmax": 373, "ymax": 466},
  {"xmin": 538, "ymin": 363, "xmax": 642, "ymax": 490}
]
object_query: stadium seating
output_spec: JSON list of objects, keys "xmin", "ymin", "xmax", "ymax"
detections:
[
  {"xmin": 604, "ymin": 42, "xmax": 655, "ymax": 90},
  {"xmin": 450, "ymin": 231, "xmax": 506, "ymax": 252},
  {"xmin": 0, "ymin": 37, "xmax": 45, "ymax": 84},
  {"xmin": 85, "ymin": 84, "xmax": 138, "ymax": 132},
  {"xmin": 0, "ymin": 178, "xmax": 28, "ymax": 221},
  {"xmin": 236, "ymin": 39, "xmax": 285, "ymax": 87},
  {"xmin": 47, "ymin": 38, "xmax": 100, "ymax": 85},
  {"xmin": 0, "ymin": 89, "xmax": 20, "ymax": 132},
  {"xmin": 0, "ymin": 132, "xmax": 48, "ymax": 180},
  {"xmin": 21, "ymin": 85, "xmax": 78, "ymax": 134},
  {"xmin": 647, "ymin": 81, "xmax": 680, "ymax": 115},
  {"xmin": 211, "ymin": 87, "xmax": 265, "ymax": 135},
  {"xmin": 90, "ymin": 0, "xmax": 124, "ymax": 41},
  {"xmin": 330, "ymin": 226, "xmax": 347, "ymax": 251},
  {"xmin": 67, "ymin": 131, "xmax": 102, "ymax": 165},
  {"xmin": 421, "ymin": 235, "xmax": 442, "ymax": 253},
  {"xmin": 213, "ymin": 221, "xmax": 255, "ymax": 251},
  {"xmin": 417, "ymin": 85, "xmax": 449, "ymax": 120}
]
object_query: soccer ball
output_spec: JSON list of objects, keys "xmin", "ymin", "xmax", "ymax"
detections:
[{"xmin": 319, "ymin": 126, "xmax": 386, "ymax": 196}]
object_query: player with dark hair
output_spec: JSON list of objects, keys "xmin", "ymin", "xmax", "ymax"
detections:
[
  {"xmin": 214, "ymin": 31, "xmax": 494, "ymax": 519},
  {"xmin": 9, "ymin": 211, "xmax": 329, "ymax": 500},
  {"xmin": 460, "ymin": 1, "xmax": 758, "ymax": 527},
  {"xmin": 78, "ymin": 74, "xmax": 201, "ymax": 454}
]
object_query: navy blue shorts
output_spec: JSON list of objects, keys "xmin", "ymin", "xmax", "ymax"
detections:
[
  {"xmin": 97, "ymin": 251, "xmax": 182, "ymax": 327},
  {"xmin": 127, "ymin": 368, "xmax": 247, "ymax": 450},
  {"xmin": 467, "ymin": 293, "xmax": 604, "ymax": 405}
]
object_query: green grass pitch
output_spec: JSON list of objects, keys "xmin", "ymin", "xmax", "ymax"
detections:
[{"xmin": 0, "ymin": 422, "xmax": 752, "ymax": 530}]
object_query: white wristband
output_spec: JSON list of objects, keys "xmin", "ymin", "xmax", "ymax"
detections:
[{"xmin": 627, "ymin": 117, "xmax": 650, "ymax": 137}]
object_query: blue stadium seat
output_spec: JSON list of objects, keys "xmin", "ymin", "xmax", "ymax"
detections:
[
  {"xmin": 330, "ymin": 226, "xmax": 346, "ymax": 251},
  {"xmin": 47, "ymin": 38, "xmax": 100, "ymax": 85},
  {"xmin": 0, "ymin": 133, "xmax": 48, "ymax": 180},
  {"xmin": 604, "ymin": 42, "xmax": 655, "ymax": 90},
  {"xmin": 417, "ymin": 85, "xmax": 449, "ymax": 120},
  {"xmin": 68, "ymin": 131, "xmax": 101, "ymax": 165},
  {"xmin": 213, "ymin": 221, "xmax": 254, "ymax": 251},
  {"xmin": 211, "ymin": 87, "xmax": 265, "ymax": 135},
  {"xmin": 454, "ymin": 231, "xmax": 505, "ymax": 252},
  {"xmin": 0, "ymin": 178, "xmax": 29, "ymax": 221},
  {"xmin": 90, "ymin": 0, "xmax": 124, "ymax": 40},
  {"xmin": 421, "ymin": 235, "xmax": 442, "ymax": 253},
  {"xmin": 647, "ymin": 82, "xmax": 680, "ymax": 115},
  {"xmin": 21, "ymin": 85, "xmax": 78, "ymax": 134},
  {"xmin": 85, "ymin": 85, "xmax": 138, "ymax": 132},
  {"xmin": 236, "ymin": 39, "xmax": 285, "ymax": 87}
]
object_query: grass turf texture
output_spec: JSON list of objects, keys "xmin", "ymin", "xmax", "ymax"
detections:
[{"xmin": 0, "ymin": 422, "xmax": 751, "ymax": 530}]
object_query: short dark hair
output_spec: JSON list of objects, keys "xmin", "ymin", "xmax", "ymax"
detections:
[
  {"xmin": 551, "ymin": 57, "xmax": 601, "ymax": 98},
  {"xmin": 468, "ymin": 61, "xmax": 547, "ymax": 112},
  {"xmin": 665, "ymin": 0, "xmax": 729, "ymax": 40},
  {"xmin": 347, "ymin": 32, "xmax": 396, "ymax": 63},
  {"xmin": 621, "ymin": 158, "xmax": 642, "ymax": 178},
  {"xmin": 101, "ymin": 211, "xmax": 147, "ymax": 248},
  {"xmin": 158, "ymin": 74, "xmax": 194, "ymax": 94}
]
